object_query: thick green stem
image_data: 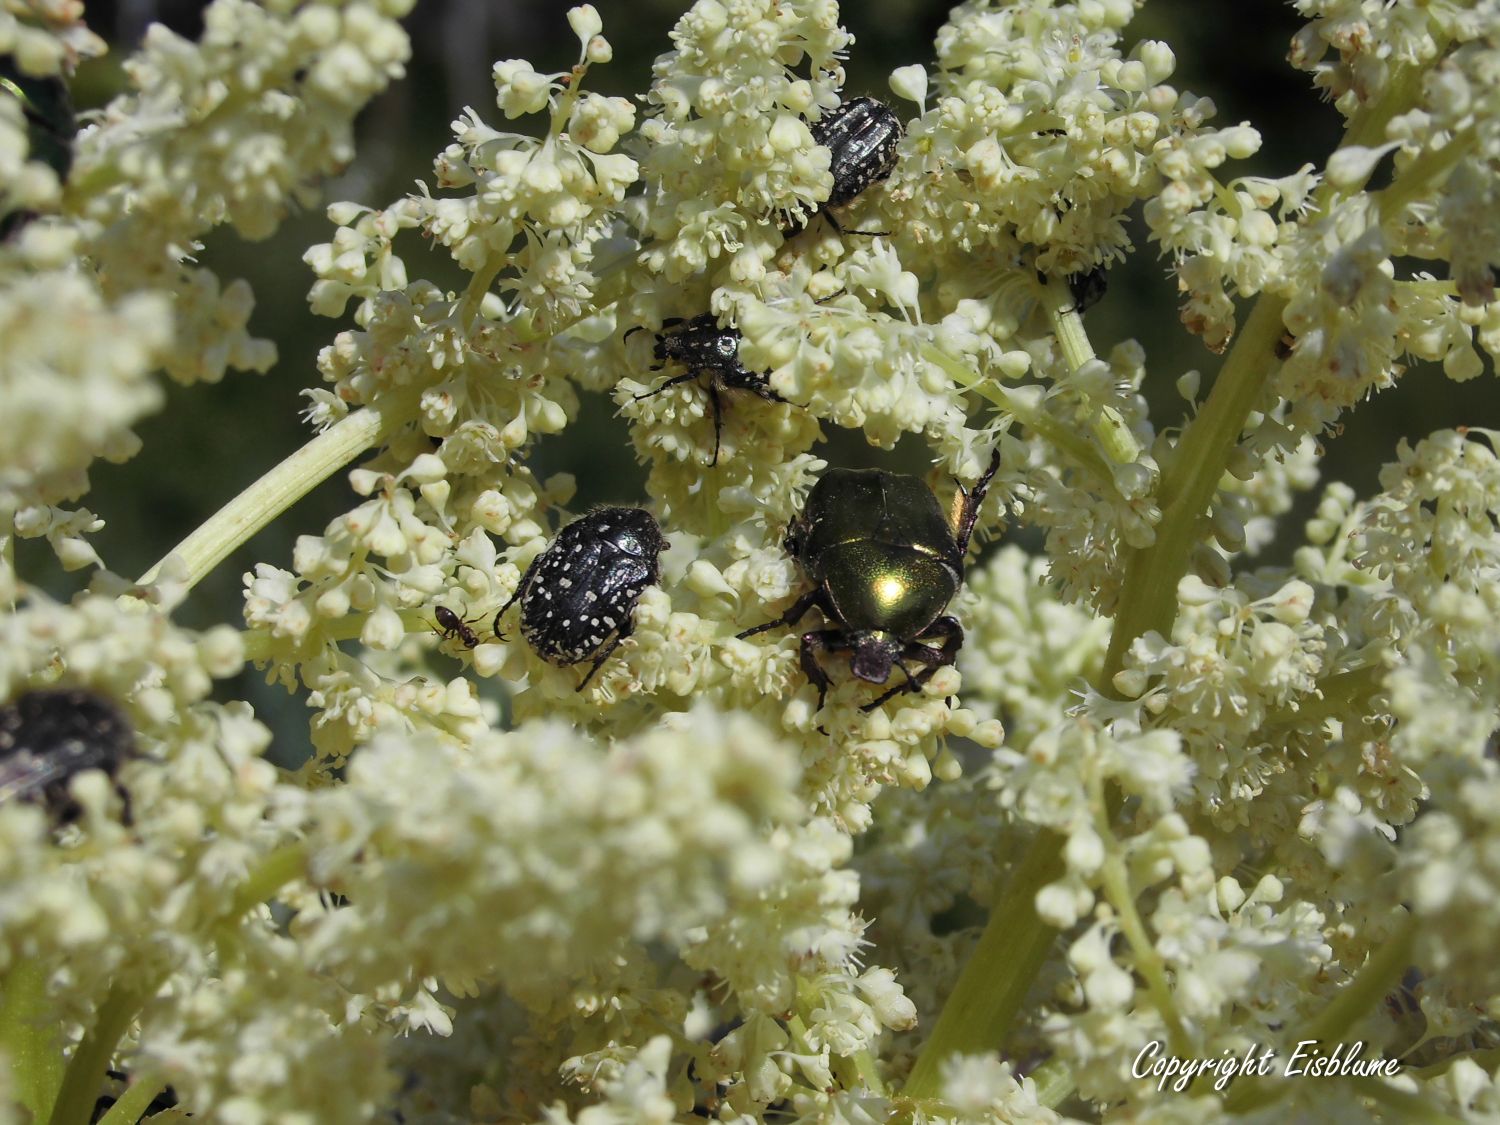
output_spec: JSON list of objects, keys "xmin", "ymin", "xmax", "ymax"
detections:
[
  {"xmin": 1300, "ymin": 915, "xmax": 1418, "ymax": 1045},
  {"xmin": 849, "ymin": 1045, "xmax": 887, "ymax": 1098},
  {"xmin": 1028, "ymin": 1057, "xmax": 1077, "ymax": 1109},
  {"xmin": 1040, "ymin": 277, "xmax": 1096, "ymax": 372},
  {"xmin": 139, "ymin": 399, "xmax": 410, "ymax": 592},
  {"xmin": 228, "ymin": 844, "xmax": 308, "ymax": 920},
  {"xmin": 0, "ymin": 958, "xmax": 65, "ymax": 1123},
  {"xmin": 906, "ymin": 291, "xmax": 1285, "ymax": 1092},
  {"xmin": 1413, "ymin": 1046, "xmax": 1500, "ymax": 1082},
  {"xmin": 1096, "ymin": 55, "xmax": 1433, "ymax": 682},
  {"xmin": 1039, "ymin": 277, "xmax": 1141, "ymax": 465},
  {"xmin": 46, "ymin": 982, "xmax": 150, "ymax": 1125},
  {"xmin": 899, "ymin": 67, "xmax": 1420, "ymax": 1087},
  {"xmin": 1102, "ymin": 292, "xmax": 1288, "ymax": 677},
  {"xmin": 137, "ymin": 232, "xmax": 520, "ymax": 598},
  {"xmin": 1377, "ymin": 128, "xmax": 1475, "ymax": 223},
  {"xmin": 900, "ymin": 283, "xmax": 1323, "ymax": 1102},
  {"xmin": 36, "ymin": 846, "xmax": 305, "ymax": 1125},
  {"xmin": 902, "ymin": 832, "xmax": 1066, "ymax": 1099},
  {"xmin": 1258, "ymin": 663, "xmax": 1385, "ymax": 730},
  {"xmin": 95, "ymin": 1077, "xmax": 168, "ymax": 1125}
]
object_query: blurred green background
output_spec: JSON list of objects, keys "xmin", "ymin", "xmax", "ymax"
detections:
[{"xmin": 48, "ymin": 0, "xmax": 1495, "ymax": 744}]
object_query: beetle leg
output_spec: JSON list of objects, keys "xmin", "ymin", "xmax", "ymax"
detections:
[
  {"xmin": 633, "ymin": 371, "xmax": 699, "ymax": 401},
  {"xmin": 861, "ymin": 680, "xmax": 909, "ymax": 711},
  {"xmin": 800, "ymin": 628, "xmax": 846, "ymax": 717},
  {"xmin": 576, "ymin": 616, "xmax": 633, "ymax": 691},
  {"xmin": 707, "ymin": 376, "xmax": 724, "ymax": 467},
  {"xmin": 492, "ymin": 597, "xmax": 518, "ymax": 641},
  {"xmin": 857, "ymin": 654, "xmax": 918, "ymax": 712},
  {"xmin": 952, "ymin": 448, "xmax": 1001, "ymax": 558},
  {"xmin": 743, "ymin": 375, "xmax": 793, "ymax": 405},
  {"xmin": 492, "ymin": 559, "xmax": 539, "ymax": 640},
  {"xmin": 787, "ymin": 210, "xmax": 873, "ymax": 239},
  {"xmin": 822, "ymin": 206, "xmax": 892, "ymax": 238},
  {"xmin": 860, "ymin": 617, "xmax": 964, "ymax": 712},
  {"xmin": 918, "ymin": 615, "xmax": 964, "ymax": 668},
  {"xmin": 736, "ymin": 587, "xmax": 826, "ymax": 640}
]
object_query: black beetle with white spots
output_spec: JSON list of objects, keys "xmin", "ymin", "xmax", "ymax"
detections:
[{"xmin": 495, "ymin": 507, "xmax": 667, "ymax": 690}]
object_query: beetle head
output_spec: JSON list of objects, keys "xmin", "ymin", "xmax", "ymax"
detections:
[{"xmin": 849, "ymin": 631, "xmax": 901, "ymax": 684}]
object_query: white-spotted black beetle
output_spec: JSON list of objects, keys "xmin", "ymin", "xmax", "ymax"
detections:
[
  {"xmin": 739, "ymin": 450, "xmax": 1000, "ymax": 714},
  {"xmin": 788, "ymin": 96, "xmax": 903, "ymax": 235},
  {"xmin": 494, "ymin": 507, "xmax": 667, "ymax": 689},
  {"xmin": 629, "ymin": 313, "xmax": 793, "ymax": 467},
  {"xmin": 0, "ymin": 688, "xmax": 134, "ymax": 818}
]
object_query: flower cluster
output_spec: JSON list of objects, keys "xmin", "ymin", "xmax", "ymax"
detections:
[
  {"xmin": 72, "ymin": 0, "xmax": 415, "ymax": 381},
  {"xmin": 3, "ymin": 0, "xmax": 1500, "ymax": 1122}
]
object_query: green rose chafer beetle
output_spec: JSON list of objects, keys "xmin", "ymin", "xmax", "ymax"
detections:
[{"xmin": 739, "ymin": 450, "xmax": 1000, "ymax": 714}]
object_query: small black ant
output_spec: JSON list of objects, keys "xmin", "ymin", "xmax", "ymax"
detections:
[{"xmin": 433, "ymin": 606, "xmax": 482, "ymax": 649}]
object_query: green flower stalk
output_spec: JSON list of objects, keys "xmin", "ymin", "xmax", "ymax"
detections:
[{"xmin": 2, "ymin": 0, "xmax": 1500, "ymax": 1121}]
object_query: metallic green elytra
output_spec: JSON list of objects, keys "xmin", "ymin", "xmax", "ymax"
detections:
[{"xmin": 739, "ymin": 450, "xmax": 1000, "ymax": 715}]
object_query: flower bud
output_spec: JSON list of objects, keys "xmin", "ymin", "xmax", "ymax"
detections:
[
  {"xmin": 889, "ymin": 64, "xmax": 927, "ymax": 107},
  {"xmin": 567, "ymin": 5, "xmax": 603, "ymax": 44}
]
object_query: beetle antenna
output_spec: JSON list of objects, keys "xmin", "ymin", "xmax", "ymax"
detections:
[{"xmin": 632, "ymin": 372, "xmax": 699, "ymax": 401}]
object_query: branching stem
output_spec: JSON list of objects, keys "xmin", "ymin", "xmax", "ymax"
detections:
[
  {"xmin": 139, "ymin": 396, "xmax": 411, "ymax": 592},
  {"xmin": 1218, "ymin": 913, "xmax": 1417, "ymax": 1112},
  {"xmin": 1090, "ymin": 774, "xmax": 1192, "ymax": 1056},
  {"xmin": 46, "ymin": 981, "xmax": 153, "ymax": 1125}
]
